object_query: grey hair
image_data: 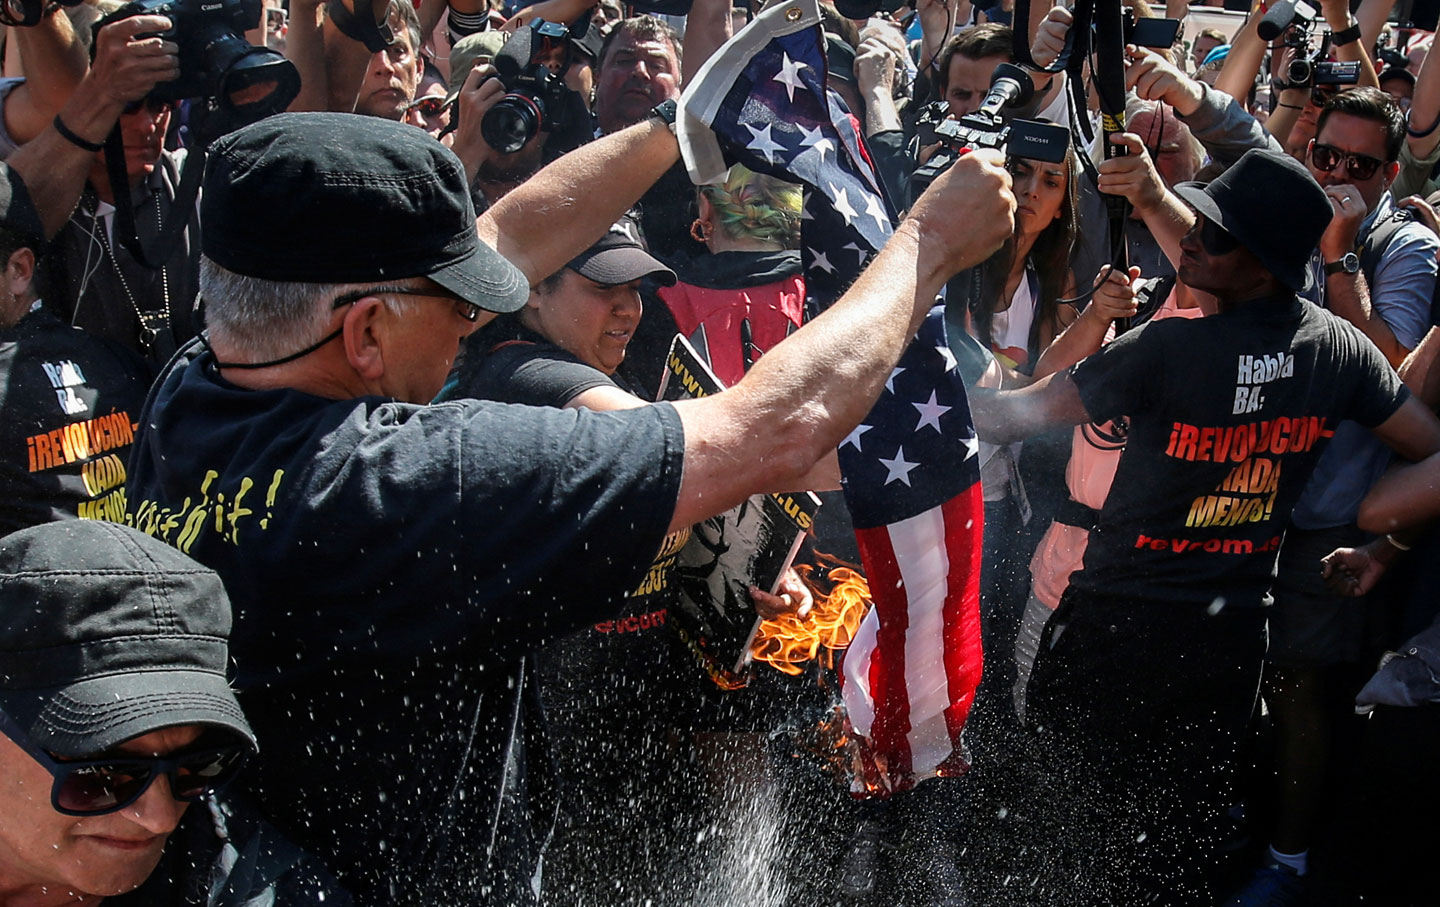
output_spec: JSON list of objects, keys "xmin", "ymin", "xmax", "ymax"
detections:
[{"xmin": 200, "ymin": 258, "xmax": 342, "ymax": 361}]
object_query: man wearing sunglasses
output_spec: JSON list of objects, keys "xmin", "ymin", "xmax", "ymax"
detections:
[
  {"xmin": 0, "ymin": 520, "xmax": 350, "ymax": 905},
  {"xmin": 963, "ymin": 147, "xmax": 1440, "ymax": 904}
]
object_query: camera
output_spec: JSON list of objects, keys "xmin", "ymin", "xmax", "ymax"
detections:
[
  {"xmin": 481, "ymin": 19, "xmax": 578, "ymax": 155},
  {"xmin": 1122, "ymin": 12, "xmax": 1182, "ymax": 49},
  {"xmin": 96, "ymin": 0, "xmax": 299, "ymax": 139},
  {"xmin": 912, "ymin": 63, "xmax": 1070, "ymax": 197},
  {"xmin": 1257, "ymin": 0, "xmax": 1318, "ymax": 42}
]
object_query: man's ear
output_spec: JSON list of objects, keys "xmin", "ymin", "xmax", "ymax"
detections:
[
  {"xmin": 5, "ymin": 247, "xmax": 34, "ymax": 299},
  {"xmin": 341, "ymin": 296, "xmax": 389, "ymax": 381},
  {"xmin": 1385, "ymin": 160, "xmax": 1401, "ymax": 188}
]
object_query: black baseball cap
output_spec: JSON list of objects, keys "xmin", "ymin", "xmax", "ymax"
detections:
[
  {"xmin": 1174, "ymin": 149, "xmax": 1332, "ymax": 292},
  {"xmin": 567, "ymin": 216, "xmax": 676, "ymax": 286},
  {"xmin": 0, "ymin": 165, "xmax": 42, "ymax": 248},
  {"xmin": 201, "ymin": 112, "xmax": 529, "ymax": 314},
  {"xmin": 0, "ymin": 522, "xmax": 256, "ymax": 758}
]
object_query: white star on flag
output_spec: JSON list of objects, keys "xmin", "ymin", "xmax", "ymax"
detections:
[
  {"xmin": 773, "ymin": 52, "xmax": 810, "ymax": 102},
  {"xmin": 798, "ymin": 123, "xmax": 834, "ymax": 157},
  {"xmin": 960, "ymin": 431, "xmax": 980, "ymax": 460},
  {"xmin": 831, "ymin": 184, "xmax": 858, "ymax": 225},
  {"xmin": 935, "ymin": 345, "xmax": 958, "ymax": 372},
  {"xmin": 841, "ymin": 423, "xmax": 872, "ymax": 451},
  {"xmin": 864, "ymin": 193, "xmax": 891, "ymax": 234},
  {"xmin": 912, "ymin": 391, "xmax": 951, "ymax": 433},
  {"xmin": 808, "ymin": 248, "xmax": 835, "ymax": 273},
  {"xmin": 885, "ymin": 367, "xmax": 905, "ymax": 393},
  {"xmin": 843, "ymin": 242, "xmax": 867, "ymax": 265},
  {"xmin": 879, "ymin": 447, "xmax": 920, "ymax": 486},
  {"xmin": 744, "ymin": 123, "xmax": 785, "ymax": 162}
]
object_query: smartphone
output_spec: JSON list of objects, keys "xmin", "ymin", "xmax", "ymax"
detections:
[{"xmin": 1127, "ymin": 16, "xmax": 1181, "ymax": 49}]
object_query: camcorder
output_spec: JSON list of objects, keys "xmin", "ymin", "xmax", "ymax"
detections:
[
  {"xmin": 912, "ymin": 63, "xmax": 1071, "ymax": 197},
  {"xmin": 480, "ymin": 18, "xmax": 583, "ymax": 154},
  {"xmin": 95, "ymin": 0, "xmax": 299, "ymax": 140},
  {"xmin": 1257, "ymin": 0, "xmax": 1360, "ymax": 89}
]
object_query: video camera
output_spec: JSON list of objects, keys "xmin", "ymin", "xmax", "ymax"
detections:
[
  {"xmin": 481, "ymin": 19, "xmax": 579, "ymax": 154},
  {"xmin": 1256, "ymin": 0, "xmax": 1359, "ymax": 90},
  {"xmin": 95, "ymin": 0, "xmax": 299, "ymax": 141},
  {"xmin": 912, "ymin": 63, "xmax": 1070, "ymax": 197}
]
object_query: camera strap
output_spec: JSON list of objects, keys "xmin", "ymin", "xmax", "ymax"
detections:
[{"xmin": 102, "ymin": 122, "xmax": 204, "ymax": 271}]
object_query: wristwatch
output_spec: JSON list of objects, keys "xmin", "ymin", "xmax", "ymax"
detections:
[
  {"xmin": 650, "ymin": 99, "xmax": 678, "ymax": 135},
  {"xmin": 1332, "ymin": 20, "xmax": 1362, "ymax": 46},
  {"xmin": 1324, "ymin": 252, "xmax": 1361, "ymax": 276}
]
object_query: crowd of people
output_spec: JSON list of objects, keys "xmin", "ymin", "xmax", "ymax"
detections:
[{"xmin": 1, "ymin": 0, "xmax": 1440, "ymax": 904}]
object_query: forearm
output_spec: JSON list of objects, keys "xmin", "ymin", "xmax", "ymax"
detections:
[
  {"xmin": 1268, "ymin": 87, "xmax": 1307, "ymax": 154},
  {"xmin": 1033, "ymin": 305, "xmax": 1110, "ymax": 378},
  {"xmin": 478, "ymin": 116, "xmax": 680, "ymax": 285},
  {"xmin": 1399, "ymin": 325, "xmax": 1440, "ymax": 405},
  {"xmin": 1214, "ymin": 3, "xmax": 1266, "ymax": 103},
  {"xmin": 1327, "ymin": 272, "xmax": 1407, "ymax": 366},
  {"xmin": 681, "ymin": 0, "xmax": 732, "ymax": 87},
  {"xmin": 1357, "ymin": 0, "xmax": 1397, "ymax": 56},
  {"xmin": 1324, "ymin": 1, "xmax": 1378, "ymax": 87},
  {"xmin": 968, "ymin": 369, "xmax": 1090, "ymax": 444},
  {"xmin": 1179, "ymin": 81, "xmax": 1282, "ymax": 163},
  {"xmin": 1357, "ymin": 454, "xmax": 1440, "ymax": 532},
  {"xmin": 1139, "ymin": 188, "xmax": 1194, "ymax": 270},
  {"xmin": 285, "ymin": 0, "xmax": 331, "ymax": 111},
  {"xmin": 11, "ymin": 12, "xmax": 85, "ymax": 124},
  {"xmin": 12, "ymin": 80, "xmax": 125, "ymax": 238}
]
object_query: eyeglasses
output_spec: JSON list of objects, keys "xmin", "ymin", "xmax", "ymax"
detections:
[
  {"xmin": 331, "ymin": 285, "xmax": 481, "ymax": 322},
  {"xmin": 0, "ymin": 708, "xmax": 249, "ymax": 817},
  {"xmin": 121, "ymin": 97, "xmax": 171, "ymax": 116},
  {"xmin": 1311, "ymin": 142, "xmax": 1385, "ymax": 180},
  {"xmin": 1197, "ymin": 216, "xmax": 1241, "ymax": 256},
  {"xmin": 406, "ymin": 96, "xmax": 447, "ymax": 118}
]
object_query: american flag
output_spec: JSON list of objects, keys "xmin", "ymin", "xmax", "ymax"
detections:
[
  {"xmin": 675, "ymin": 0, "xmax": 894, "ymax": 305},
  {"xmin": 679, "ymin": 3, "xmax": 985, "ymax": 796},
  {"xmin": 836, "ymin": 308, "xmax": 985, "ymax": 794}
]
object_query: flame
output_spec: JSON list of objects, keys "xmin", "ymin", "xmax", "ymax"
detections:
[{"xmin": 749, "ymin": 565, "xmax": 872, "ymax": 676}]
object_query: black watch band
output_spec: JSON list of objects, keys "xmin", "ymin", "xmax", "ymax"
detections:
[
  {"xmin": 650, "ymin": 99, "xmax": 678, "ymax": 133},
  {"xmin": 1331, "ymin": 22, "xmax": 1362, "ymax": 46},
  {"xmin": 1325, "ymin": 252, "xmax": 1361, "ymax": 276}
]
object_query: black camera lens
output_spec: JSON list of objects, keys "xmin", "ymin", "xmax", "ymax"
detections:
[
  {"xmin": 1288, "ymin": 58, "xmax": 1313, "ymax": 87},
  {"xmin": 482, "ymin": 95, "xmax": 542, "ymax": 154}
]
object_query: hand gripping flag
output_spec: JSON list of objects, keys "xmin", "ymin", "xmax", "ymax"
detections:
[
  {"xmin": 836, "ymin": 308, "xmax": 985, "ymax": 795},
  {"xmin": 677, "ymin": 0, "xmax": 984, "ymax": 797},
  {"xmin": 676, "ymin": 0, "xmax": 895, "ymax": 306}
]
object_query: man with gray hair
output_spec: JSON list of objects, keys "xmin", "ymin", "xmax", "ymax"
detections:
[{"xmin": 103, "ymin": 104, "xmax": 1016, "ymax": 907}]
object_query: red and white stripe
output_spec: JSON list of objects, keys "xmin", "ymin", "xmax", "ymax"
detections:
[{"xmin": 838, "ymin": 484, "xmax": 985, "ymax": 794}]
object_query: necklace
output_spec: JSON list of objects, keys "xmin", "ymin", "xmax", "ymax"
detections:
[{"xmin": 91, "ymin": 190, "xmax": 172, "ymax": 354}]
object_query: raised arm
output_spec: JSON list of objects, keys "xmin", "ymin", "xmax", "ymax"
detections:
[
  {"xmin": 3, "ymin": 9, "xmax": 87, "ymax": 145},
  {"xmin": 477, "ymin": 115, "xmax": 680, "ymax": 285},
  {"xmin": 1356, "ymin": 395, "xmax": 1440, "ymax": 531},
  {"xmin": 9, "ymin": 15, "xmax": 177, "ymax": 238},
  {"xmin": 666, "ymin": 151, "xmax": 1016, "ymax": 531},
  {"xmin": 1214, "ymin": 1, "xmax": 1269, "ymax": 104}
]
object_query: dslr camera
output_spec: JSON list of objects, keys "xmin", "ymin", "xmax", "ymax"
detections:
[
  {"xmin": 97, "ymin": 0, "xmax": 299, "ymax": 139},
  {"xmin": 481, "ymin": 19, "xmax": 579, "ymax": 154},
  {"xmin": 912, "ymin": 63, "xmax": 1070, "ymax": 197}
]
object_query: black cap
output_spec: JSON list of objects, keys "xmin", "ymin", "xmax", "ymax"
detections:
[
  {"xmin": 1174, "ymin": 148, "xmax": 1332, "ymax": 292},
  {"xmin": 201, "ymin": 112, "xmax": 529, "ymax": 314},
  {"xmin": 568, "ymin": 216, "xmax": 676, "ymax": 286},
  {"xmin": 0, "ymin": 165, "xmax": 43, "ymax": 248},
  {"xmin": 1379, "ymin": 66, "xmax": 1417, "ymax": 88},
  {"xmin": 0, "ymin": 522, "xmax": 256, "ymax": 758}
]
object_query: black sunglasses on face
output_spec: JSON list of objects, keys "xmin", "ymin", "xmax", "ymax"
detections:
[
  {"xmin": 331, "ymin": 286, "xmax": 481, "ymax": 322},
  {"xmin": 1197, "ymin": 216, "xmax": 1241, "ymax": 256},
  {"xmin": 406, "ymin": 96, "xmax": 447, "ymax": 118},
  {"xmin": 122, "ymin": 97, "xmax": 171, "ymax": 116},
  {"xmin": 0, "ymin": 708, "xmax": 249, "ymax": 817},
  {"xmin": 1311, "ymin": 142, "xmax": 1385, "ymax": 181}
]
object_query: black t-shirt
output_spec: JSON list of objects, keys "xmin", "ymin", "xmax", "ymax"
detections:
[
  {"xmin": 449, "ymin": 324, "xmax": 693, "ymax": 727},
  {"xmin": 1069, "ymin": 295, "xmax": 1407, "ymax": 608},
  {"xmin": 0, "ymin": 308, "xmax": 148, "ymax": 535},
  {"xmin": 122, "ymin": 342, "xmax": 685, "ymax": 905}
]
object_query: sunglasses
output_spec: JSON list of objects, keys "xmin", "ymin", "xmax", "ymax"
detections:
[
  {"xmin": 331, "ymin": 285, "xmax": 481, "ymax": 322},
  {"xmin": 406, "ymin": 96, "xmax": 447, "ymax": 118},
  {"xmin": 121, "ymin": 97, "xmax": 171, "ymax": 116},
  {"xmin": 1197, "ymin": 216, "xmax": 1241, "ymax": 256},
  {"xmin": 1310, "ymin": 143, "xmax": 1385, "ymax": 181},
  {"xmin": 0, "ymin": 708, "xmax": 249, "ymax": 817}
]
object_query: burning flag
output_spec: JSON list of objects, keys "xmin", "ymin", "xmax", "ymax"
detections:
[{"xmin": 678, "ymin": 0, "xmax": 984, "ymax": 797}]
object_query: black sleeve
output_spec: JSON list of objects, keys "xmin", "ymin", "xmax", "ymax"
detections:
[
  {"xmin": 1068, "ymin": 319, "xmax": 1166, "ymax": 425},
  {"xmin": 458, "ymin": 343, "xmax": 618, "ymax": 408},
  {"xmin": 868, "ymin": 129, "xmax": 914, "ymax": 213},
  {"xmin": 1340, "ymin": 325, "xmax": 1412, "ymax": 428}
]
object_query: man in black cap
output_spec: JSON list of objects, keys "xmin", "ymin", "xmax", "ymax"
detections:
[
  {"xmin": 112, "ymin": 106, "xmax": 1016, "ymax": 906},
  {"xmin": 0, "ymin": 520, "xmax": 349, "ymax": 905},
  {"xmin": 966, "ymin": 147, "xmax": 1440, "ymax": 904}
]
